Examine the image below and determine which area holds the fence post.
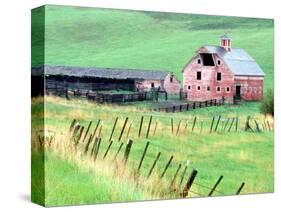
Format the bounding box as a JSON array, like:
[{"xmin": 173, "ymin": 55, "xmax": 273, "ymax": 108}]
[
  {"xmin": 126, "ymin": 123, "xmax": 132, "ymax": 138},
  {"xmin": 214, "ymin": 115, "xmax": 221, "ymax": 132},
  {"xmin": 176, "ymin": 120, "xmax": 182, "ymax": 136},
  {"xmin": 147, "ymin": 152, "xmax": 161, "ymax": 179},
  {"xmin": 138, "ymin": 116, "xmax": 144, "ymax": 137},
  {"xmin": 236, "ymin": 182, "xmax": 245, "ymax": 195},
  {"xmin": 192, "ymin": 116, "xmax": 197, "ymax": 132},
  {"xmin": 136, "ymin": 142, "xmax": 150, "ymax": 173},
  {"xmin": 254, "ymin": 120, "xmax": 261, "ymax": 132},
  {"xmin": 223, "ymin": 118, "xmax": 230, "ymax": 132},
  {"xmin": 235, "ymin": 116, "xmax": 239, "ymax": 132},
  {"xmin": 82, "ymin": 121, "xmax": 92, "ymax": 143},
  {"xmin": 93, "ymin": 138, "xmax": 102, "ymax": 161},
  {"xmin": 160, "ymin": 156, "xmax": 174, "ymax": 178},
  {"xmin": 228, "ymin": 117, "xmax": 235, "ymax": 132},
  {"xmin": 113, "ymin": 142, "xmax": 124, "ymax": 161},
  {"xmin": 84, "ymin": 134, "xmax": 93, "ymax": 154},
  {"xmin": 146, "ymin": 116, "xmax": 153, "ymax": 138},
  {"xmin": 171, "ymin": 118, "xmax": 174, "ymax": 135},
  {"xmin": 109, "ymin": 117, "xmax": 118, "ymax": 142},
  {"xmin": 69, "ymin": 119, "xmax": 77, "ymax": 133},
  {"xmin": 153, "ymin": 122, "xmax": 158, "ymax": 136},
  {"xmin": 208, "ymin": 175, "xmax": 223, "ymax": 196},
  {"xmin": 118, "ymin": 117, "xmax": 128, "ymax": 141},
  {"xmin": 182, "ymin": 169, "xmax": 198, "ymax": 198},
  {"xmin": 123, "ymin": 139, "xmax": 133, "ymax": 165},
  {"xmin": 179, "ymin": 160, "xmax": 190, "ymax": 188},
  {"xmin": 186, "ymin": 103, "xmax": 189, "ymax": 111},
  {"xmin": 103, "ymin": 140, "xmax": 113, "ymax": 159},
  {"xmin": 209, "ymin": 116, "xmax": 215, "ymax": 133},
  {"xmin": 92, "ymin": 119, "xmax": 101, "ymax": 139},
  {"xmin": 170, "ymin": 163, "xmax": 182, "ymax": 188}
]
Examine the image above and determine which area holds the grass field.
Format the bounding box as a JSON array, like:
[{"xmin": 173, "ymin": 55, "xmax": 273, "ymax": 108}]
[
  {"xmin": 31, "ymin": 5, "xmax": 274, "ymax": 207},
  {"xmin": 32, "ymin": 96, "xmax": 274, "ymax": 206}
]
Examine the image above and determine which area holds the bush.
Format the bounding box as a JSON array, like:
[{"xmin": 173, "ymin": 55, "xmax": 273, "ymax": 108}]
[{"xmin": 260, "ymin": 89, "xmax": 274, "ymax": 116}]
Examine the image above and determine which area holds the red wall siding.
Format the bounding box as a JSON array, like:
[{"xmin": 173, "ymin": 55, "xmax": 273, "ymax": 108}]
[
  {"xmin": 163, "ymin": 73, "xmax": 181, "ymax": 94},
  {"xmin": 183, "ymin": 47, "xmax": 234, "ymax": 103},
  {"xmin": 234, "ymin": 76, "xmax": 264, "ymax": 101}
]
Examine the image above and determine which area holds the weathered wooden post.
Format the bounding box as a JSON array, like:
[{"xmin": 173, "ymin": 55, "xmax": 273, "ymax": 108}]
[
  {"xmin": 192, "ymin": 116, "xmax": 197, "ymax": 132},
  {"xmin": 254, "ymin": 120, "xmax": 261, "ymax": 132},
  {"xmin": 153, "ymin": 122, "xmax": 158, "ymax": 136},
  {"xmin": 223, "ymin": 118, "xmax": 230, "ymax": 132},
  {"xmin": 245, "ymin": 116, "xmax": 253, "ymax": 132},
  {"xmin": 113, "ymin": 142, "xmax": 124, "ymax": 161},
  {"xmin": 92, "ymin": 119, "xmax": 101, "ymax": 138},
  {"xmin": 171, "ymin": 118, "xmax": 174, "ymax": 135},
  {"xmin": 182, "ymin": 169, "xmax": 198, "ymax": 198},
  {"xmin": 82, "ymin": 121, "xmax": 92, "ymax": 143},
  {"xmin": 209, "ymin": 116, "xmax": 215, "ymax": 133},
  {"xmin": 176, "ymin": 120, "xmax": 182, "ymax": 136},
  {"xmin": 93, "ymin": 138, "xmax": 102, "ymax": 161},
  {"xmin": 69, "ymin": 119, "xmax": 77, "ymax": 133},
  {"xmin": 136, "ymin": 142, "xmax": 150, "ymax": 173},
  {"xmin": 138, "ymin": 116, "xmax": 144, "ymax": 137},
  {"xmin": 126, "ymin": 123, "xmax": 132, "ymax": 138},
  {"xmin": 214, "ymin": 115, "xmax": 221, "ymax": 132},
  {"xmin": 228, "ymin": 117, "xmax": 235, "ymax": 132},
  {"xmin": 170, "ymin": 163, "xmax": 182, "ymax": 188},
  {"xmin": 208, "ymin": 175, "xmax": 223, "ymax": 196},
  {"xmin": 123, "ymin": 139, "xmax": 133, "ymax": 165},
  {"xmin": 84, "ymin": 134, "xmax": 93, "ymax": 154},
  {"xmin": 236, "ymin": 182, "xmax": 245, "ymax": 195},
  {"xmin": 160, "ymin": 156, "xmax": 173, "ymax": 178},
  {"xmin": 147, "ymin": 152, "xmax": 161, "ymax": 179},
  {"xmin": 109, "ymin": 117, "xmax": 118, "ymax": 142},
  {"xmin": 103, "ymin": 140, "xmax": 114, "ymax": 159},
  {"xmin": 179, "ymin": 160, "xmax": 190, "ymax": 188},
  {"xmin": 146, "ymin": 116, "xmax": 153, "ymax": 138},
  {"xmin": 118, "ymin": 117, "xmax": 128, "ymax": 141},
  {"xmin": 235, "ymin": 116, "xmax": 239, "ymax": 132}
]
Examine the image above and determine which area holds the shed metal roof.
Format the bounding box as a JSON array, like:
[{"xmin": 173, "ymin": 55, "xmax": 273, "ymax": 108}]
[
  {"xmin": 203, "ymin": 45, "xmax": 265, "ymax": 76},
  {"xmin": 32, "ymin": 65, "xmax": 170, "ymax": 80}
]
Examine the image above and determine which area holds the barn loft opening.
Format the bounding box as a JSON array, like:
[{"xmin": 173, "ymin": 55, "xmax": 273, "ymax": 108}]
[{"xmin": 200, "ymin": 53, "xmax": 215, "ymax": 66}]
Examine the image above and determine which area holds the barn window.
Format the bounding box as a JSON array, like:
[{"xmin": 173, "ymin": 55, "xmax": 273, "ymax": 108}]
[
  {"xmin": 197, "ymin": 86, "xmax": 201, "ymax": 90},
  {"xmin": 254, "ymin": 87, "xmax": 257, "ymax": 93},
  {"xmin": 170, "ymin": 76, "xmax": 173, "ymax": 83},
  {"xmin": 218, "ymin": 60, "xmax": 221, "ymax": 65},
  {"xmin": 207, "ymin": 86, "xmax": 210, "ymax": 91},
  {"xmin": 197, "ymin": 72, "xmax": 202, "ymax": 80},
  {"xmin": 197, "ymin": 59, "xmax": 201, "ymax": 64},
  {"xmin": 151, "ymin": 83, "xmax": 155, "ymax": 88},
  {"xmin": 200, "ymin": 53, "xmax": 215, "ymax": 66},
  {"xmin": 188, "ymin": 85, "xmax": 191, "ymax": 90},
  {"xmin": 216, "ymin": 86, "xmax": 221, "ymax": 92},
  {"xmin": 217, "ymin": 72, "xmax": 222, "ymax": 81},
  {"xmin": 226, "ymin": 87, "xmax": 230, "ymax": 92}
]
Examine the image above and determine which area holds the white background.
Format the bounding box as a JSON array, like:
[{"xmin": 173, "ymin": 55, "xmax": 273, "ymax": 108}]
[{"xmin": 0, "ymin": 0, "xmax": 279, "ymax": 211}]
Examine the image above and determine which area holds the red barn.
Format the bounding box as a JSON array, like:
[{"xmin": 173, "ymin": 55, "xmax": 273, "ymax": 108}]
[{"xmin": 183, "ymin": 35, "xmax": 265, "ymax": 103}]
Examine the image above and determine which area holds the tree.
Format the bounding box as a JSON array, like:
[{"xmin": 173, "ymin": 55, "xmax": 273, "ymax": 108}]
[{"xmin": 260, "ymin": 89, "xmax": 274, "ymax": 116}]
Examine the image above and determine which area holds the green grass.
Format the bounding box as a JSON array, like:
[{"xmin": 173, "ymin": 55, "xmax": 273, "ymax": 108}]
[
  {"xmin": 31, "ymin": 5, "xmax": 274, "ymax": 206},
  {"xmin": 31, "ymin": 96, "xmax": 274, "ymax": 206},
  {"xmin": 32, "ymin": 5, "xmax": 274, "ymax": 91}
]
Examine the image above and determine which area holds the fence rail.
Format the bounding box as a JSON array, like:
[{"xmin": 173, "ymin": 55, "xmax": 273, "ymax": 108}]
[{"xmin": 151, "ymin": 98, "xmax": 225, "ymax": 113}]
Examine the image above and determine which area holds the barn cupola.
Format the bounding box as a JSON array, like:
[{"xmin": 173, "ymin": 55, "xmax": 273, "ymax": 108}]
[{"xmin": 220, "ymin": 34, "xmax": 231, "ymax": 51}]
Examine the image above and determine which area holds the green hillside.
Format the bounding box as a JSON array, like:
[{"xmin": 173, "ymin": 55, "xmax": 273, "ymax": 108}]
[{"xmin": 31, "ymin": 5, "xmax": 274, "ymax": 90}]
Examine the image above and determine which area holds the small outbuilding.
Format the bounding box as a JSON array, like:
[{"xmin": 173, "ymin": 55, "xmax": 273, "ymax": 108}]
[
  {"xmin": 182, "ymin": 35, "xmax": 265, "ymax": 103},
  {"xmin": 31, "ymin": 65, "xmax": 181, "ymax": 96}
]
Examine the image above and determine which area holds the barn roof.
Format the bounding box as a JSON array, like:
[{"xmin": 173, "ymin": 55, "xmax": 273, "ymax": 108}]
[
  {"xmin": 32, "ymin": 65, "xmax": 170, "ymax": 80},
  {"xmin": 203, "ymin": 45, "xmax": 265, "ymax": 76}
]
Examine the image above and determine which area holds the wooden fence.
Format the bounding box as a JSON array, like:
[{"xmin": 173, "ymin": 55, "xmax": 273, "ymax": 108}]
[{"xmin": 151, "ymin": 98, "xmax": 225, "ymax": 113}]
